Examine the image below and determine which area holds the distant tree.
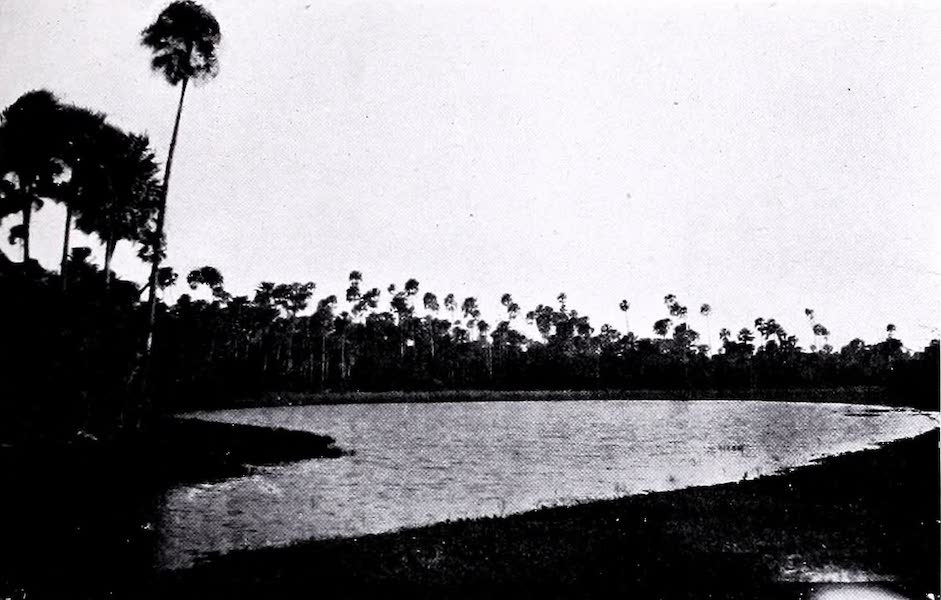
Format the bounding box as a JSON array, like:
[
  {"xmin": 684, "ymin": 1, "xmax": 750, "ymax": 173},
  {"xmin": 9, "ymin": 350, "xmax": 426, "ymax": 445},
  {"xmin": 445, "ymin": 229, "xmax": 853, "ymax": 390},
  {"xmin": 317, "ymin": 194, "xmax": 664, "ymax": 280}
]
[
  {"xmin": 354, "ymin": 287, "xmax": 380, "ymax": 318},
  {"xmin": 653, "ymin": 318, "xmax": 672, "ymax": 338},
  {"xmin": 186, "ymin": 265, "xmax": 227, "ymax": 301},
  {"xmin": 345, "ymin": 271, "xmax": 362, "ymax": 310},
  {"xmin": 142, "ymin": 0, "xmax": 222, "ymax": 354},
  {"xmin": 253, "ymin": 281, "xmax": 276, "ymax": 307},
  {"xmin": 462, "ymin": 297, "xmax": 481, "ymax": 331},
  {"xmin": 501, "ymin": 293, "xmax": 520, "ymax": 321},
  {"xmin": 272, "ymin": 282, "xmax": 315, "ymax": 374},
  {"xmin": 700, "ymin": 303, "xmax": 712, "ymax": 351},
  {"xmin": 619, "ymin": 299, "xmax": 630, "ymax": 333},
  {"xmin": 812, "ymin": 323, "xmax": 831, "ymax": 352},
  {"xmin": 886, "ymin": 323, "xmax": 896, "ymax": 339},
  {"xmin": 423, "ymin": 292, "xmax": 440, "ymax": 359},
  {"xmin": 672, "ymin": 322, "xmax": 700, "ymax": 354},
  {"xmin": 312, "ymin": 295, "xmax": 337, "ymax": 385},
  {"xmin": 805, "ymin": 308, "xmax": 817, "ymax": 349},
  {"xmin": 423, "ymin": 292, "xmax": 439, "ymax": 313},
  {"xmin": 664, "ymin": 294, "xmax": 687, "ymax": 320}
]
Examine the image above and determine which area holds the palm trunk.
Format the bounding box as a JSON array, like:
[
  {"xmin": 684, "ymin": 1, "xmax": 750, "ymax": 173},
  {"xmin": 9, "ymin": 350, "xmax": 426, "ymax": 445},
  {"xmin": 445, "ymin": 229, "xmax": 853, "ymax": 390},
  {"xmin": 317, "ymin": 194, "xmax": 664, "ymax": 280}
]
[
  {"xmin": 285, "ymin": 317, "xmax": 296, "ymax": 374},
  {"xmin": 320, "ymin": 336, "xmax": 328, "ymax": 387},
  {"xmin": 61, "ymin": 204, "xmax": 72, "ymax": 289},
  {"xmin": 21, "ymin": 203, "xmax": 31, "ymax": 263},
  {"xmin": 104, "ymin": 237, "xmax": 117, "ymax": 292},
  {"xmin": 340, "ymin": 336, "xmax": 347, "ymax": 382},
  {"xmin": 145, "ymin": 77, "xmax": 189, "ymax": 357}
]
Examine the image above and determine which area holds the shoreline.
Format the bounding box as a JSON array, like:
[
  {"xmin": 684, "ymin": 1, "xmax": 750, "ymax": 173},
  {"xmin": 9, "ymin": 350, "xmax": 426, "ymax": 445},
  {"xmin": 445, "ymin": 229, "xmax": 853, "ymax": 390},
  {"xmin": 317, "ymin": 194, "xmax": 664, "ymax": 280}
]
[
  {"xmin": 147, "ymin": 428, "xmax": 940, "ymax": 599},
  {"xmin": 219, "ymin": 385, "xmax": 907, "ymax": 410}
]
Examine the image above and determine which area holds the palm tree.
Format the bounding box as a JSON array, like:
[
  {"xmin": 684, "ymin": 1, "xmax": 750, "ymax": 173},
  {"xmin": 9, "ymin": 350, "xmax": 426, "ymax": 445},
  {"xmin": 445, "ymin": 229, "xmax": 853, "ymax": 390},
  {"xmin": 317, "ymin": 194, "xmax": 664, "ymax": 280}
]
[
  {"xmin": 50, "ymin": 104, "xmax": 108, "ymax": 288},
  {"xmin": 74, "ymin": 127, "xmax": 161, "ymax": 290},
  {"xmin": 0, "ymin": 90, "xmax": 65, "ymax": 263},
  {"xmin": 312, "ymin": 295, "xmax": 337, "ymax": 385},
  {"xmin": 805, "ymin": 308, "xmax": 817, "ymax": 349},
  {"xmin": 462, "ymin": 296, "xmax": 481, "ymax": 332},
  {"xmin": 346, "ymin": 271, "xmax": 362, "ymax": 314},
  {"xmin": 619, "ymin": 299, "xmax": 630, "ymax": 333},
  {"xmin": 719, "ymin": 327, "xmax": 731, "ymax": 351},
  {"xmin": 699, "ymin": 303, "xmax": 712, "ymax": 351},
  {"xmin": 501, "ymin": 293, "xmax": 520, "ymax": 321},
  {"xmin": 812, "ymin": 323, "xmax": 830, "ymax": 351},
  {"xmin": 141, "ymin": 0, "xmax": 221, "ymax": 352},
  {"xmin": 423, "ymin": 292, "xmax": 439, "ymax": 359},
  {"xmin": 186, "ymin": 265, "xmax": 227, "ymax": 301},
  {"xmin": 444, "ymin": 293, "xmax": 457, "ymax": 327}
]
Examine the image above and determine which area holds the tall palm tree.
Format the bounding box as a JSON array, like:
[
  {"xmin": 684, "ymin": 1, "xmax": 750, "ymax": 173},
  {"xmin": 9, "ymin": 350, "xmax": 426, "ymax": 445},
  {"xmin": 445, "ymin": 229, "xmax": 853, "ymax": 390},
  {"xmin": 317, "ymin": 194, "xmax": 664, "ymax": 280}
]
[
  {"xmin": 699, "ymin": 303, "xmax": 712, "ymax": 351},
  {"xmin": 619, "ymin": 299, "xmax": 630, "ymax": 333},
  {"xmin": 141, "ymin": 0, "xmax": 221, "ymax": 352}
]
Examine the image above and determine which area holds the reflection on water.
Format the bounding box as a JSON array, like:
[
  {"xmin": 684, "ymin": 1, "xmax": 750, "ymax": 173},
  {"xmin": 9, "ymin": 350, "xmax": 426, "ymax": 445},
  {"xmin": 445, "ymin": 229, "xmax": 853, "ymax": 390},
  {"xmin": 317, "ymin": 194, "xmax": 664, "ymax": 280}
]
[{"xmin": 157, "ymin": 400, "xmax": 938, "ymax": 570}]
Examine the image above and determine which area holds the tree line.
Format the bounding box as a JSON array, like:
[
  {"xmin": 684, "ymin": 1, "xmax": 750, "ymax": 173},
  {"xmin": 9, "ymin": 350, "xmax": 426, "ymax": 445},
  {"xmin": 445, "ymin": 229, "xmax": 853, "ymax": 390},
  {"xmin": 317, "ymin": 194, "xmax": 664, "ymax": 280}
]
[{"xmin": 2, "ymin": 250, "xmax": 937, "ymax": 439}]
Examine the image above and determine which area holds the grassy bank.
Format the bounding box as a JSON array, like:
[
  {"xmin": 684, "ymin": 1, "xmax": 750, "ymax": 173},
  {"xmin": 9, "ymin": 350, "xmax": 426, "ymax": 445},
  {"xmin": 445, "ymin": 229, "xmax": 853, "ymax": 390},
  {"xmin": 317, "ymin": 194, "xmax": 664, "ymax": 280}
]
[
  {"xmin": 225, "ymin": 385, "xmax": 902, "ymax": 409},
  {"xmin": 142, "ymin": 428, "xmax": 941, "ymax": 599}
]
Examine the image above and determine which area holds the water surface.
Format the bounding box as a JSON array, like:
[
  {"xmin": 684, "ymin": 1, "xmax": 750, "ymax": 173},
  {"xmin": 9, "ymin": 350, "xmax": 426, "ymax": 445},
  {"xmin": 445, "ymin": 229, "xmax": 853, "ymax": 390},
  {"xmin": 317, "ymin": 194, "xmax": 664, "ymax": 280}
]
[{"xmin": 158, "ymin": 400, "xmax": 937, "ymax": 569}]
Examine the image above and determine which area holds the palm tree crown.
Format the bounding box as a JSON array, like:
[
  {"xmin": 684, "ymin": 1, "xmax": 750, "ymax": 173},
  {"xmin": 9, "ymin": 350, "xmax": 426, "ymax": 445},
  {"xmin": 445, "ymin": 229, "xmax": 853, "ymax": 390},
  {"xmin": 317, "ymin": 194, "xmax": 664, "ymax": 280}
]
[{"xmin": 141, "ymin": 1, "xmax": 221, "ymax": 85}]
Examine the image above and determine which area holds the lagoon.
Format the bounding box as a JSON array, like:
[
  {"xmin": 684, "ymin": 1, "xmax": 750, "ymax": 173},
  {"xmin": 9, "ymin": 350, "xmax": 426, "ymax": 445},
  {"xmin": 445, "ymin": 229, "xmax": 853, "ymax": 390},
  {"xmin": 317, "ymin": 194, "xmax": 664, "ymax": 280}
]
[{"xmin": 158, "ymin": 400, "xmax": 938, "ymax": 570}]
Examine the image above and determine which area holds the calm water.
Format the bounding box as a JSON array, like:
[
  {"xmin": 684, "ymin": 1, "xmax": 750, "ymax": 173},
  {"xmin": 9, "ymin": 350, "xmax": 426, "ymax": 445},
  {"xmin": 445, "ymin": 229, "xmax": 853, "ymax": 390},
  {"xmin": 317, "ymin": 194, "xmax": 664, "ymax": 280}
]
[{"xmin": 158, "ymin": 400, "xmax": 938, "ymax": 570}]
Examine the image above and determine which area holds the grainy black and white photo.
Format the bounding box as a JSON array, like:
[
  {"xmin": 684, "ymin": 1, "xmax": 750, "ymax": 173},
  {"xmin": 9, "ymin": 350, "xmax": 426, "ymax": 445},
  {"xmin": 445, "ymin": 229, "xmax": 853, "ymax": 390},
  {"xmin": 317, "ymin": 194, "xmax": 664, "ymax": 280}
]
[{"xmin": 0, "ymin": 0, "xmax": 939, "ymax": 598}]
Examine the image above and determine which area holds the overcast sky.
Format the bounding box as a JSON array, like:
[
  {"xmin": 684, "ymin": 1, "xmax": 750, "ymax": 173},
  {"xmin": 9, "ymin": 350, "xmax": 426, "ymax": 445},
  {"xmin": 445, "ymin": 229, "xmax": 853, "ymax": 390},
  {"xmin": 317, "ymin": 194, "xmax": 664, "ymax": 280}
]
[{"xmin": 1, "ymin": 0, "xmax": 939, "ymax": 349}]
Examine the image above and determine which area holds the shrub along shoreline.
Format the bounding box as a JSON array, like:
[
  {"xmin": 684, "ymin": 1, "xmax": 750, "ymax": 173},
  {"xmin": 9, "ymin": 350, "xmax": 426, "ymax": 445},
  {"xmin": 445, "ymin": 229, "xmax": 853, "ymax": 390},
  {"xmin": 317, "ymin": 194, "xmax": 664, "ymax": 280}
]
[{"xmin": 143, "ymin": 428, "xmax": 940, "ymax": 599}]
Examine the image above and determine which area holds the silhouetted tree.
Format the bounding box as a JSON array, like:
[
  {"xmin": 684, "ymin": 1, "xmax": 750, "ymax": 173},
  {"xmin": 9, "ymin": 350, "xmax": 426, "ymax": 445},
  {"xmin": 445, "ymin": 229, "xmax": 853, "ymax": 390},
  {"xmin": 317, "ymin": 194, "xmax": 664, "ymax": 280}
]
[
  {"xmin": 0, "ymin": 90, "xmax": 65, "ymax": 263},
  {"xmin": 142, "ymin": 0, "xmax": 221, "ymax": 356}
]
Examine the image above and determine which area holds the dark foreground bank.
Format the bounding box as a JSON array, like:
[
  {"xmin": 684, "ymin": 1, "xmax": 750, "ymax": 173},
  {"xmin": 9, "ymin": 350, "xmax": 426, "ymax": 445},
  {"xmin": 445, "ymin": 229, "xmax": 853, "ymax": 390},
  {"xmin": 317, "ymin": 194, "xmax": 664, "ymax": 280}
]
[
  {"xmin": 0, "ymin": 418, "xmax": 346, "ymax": 598},
  {"xmin": 146, "ymin": 428, "xmax": 940, "ymax": 600}
]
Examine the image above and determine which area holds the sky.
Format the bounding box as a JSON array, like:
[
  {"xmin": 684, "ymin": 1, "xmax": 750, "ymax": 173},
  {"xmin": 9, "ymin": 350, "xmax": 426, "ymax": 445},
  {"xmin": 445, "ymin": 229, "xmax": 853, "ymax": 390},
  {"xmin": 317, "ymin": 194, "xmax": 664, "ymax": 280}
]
[{"xmin": 1, "ymin": 0, "xmax": 939, "ymax": 349}]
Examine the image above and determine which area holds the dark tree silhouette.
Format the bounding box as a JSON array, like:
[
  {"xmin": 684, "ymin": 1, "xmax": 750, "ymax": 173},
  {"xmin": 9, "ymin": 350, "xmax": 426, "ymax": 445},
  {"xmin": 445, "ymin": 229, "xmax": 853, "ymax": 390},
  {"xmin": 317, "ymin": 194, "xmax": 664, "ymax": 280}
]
[
  {"xmin": 73, "ymin": 127, "xmax": 161, "ymax": 290},
  {"xmin": 0, "ymin": 90, "xmax": 65, "ymax": 263},
  {"xmin": 141, "ymin": 0, "xmax": 221, "ymax": 355}
]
